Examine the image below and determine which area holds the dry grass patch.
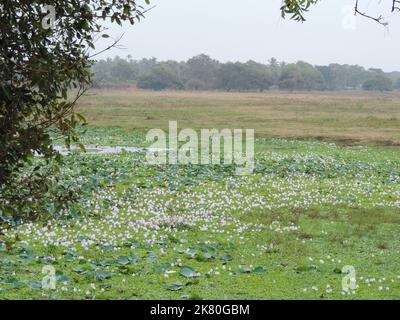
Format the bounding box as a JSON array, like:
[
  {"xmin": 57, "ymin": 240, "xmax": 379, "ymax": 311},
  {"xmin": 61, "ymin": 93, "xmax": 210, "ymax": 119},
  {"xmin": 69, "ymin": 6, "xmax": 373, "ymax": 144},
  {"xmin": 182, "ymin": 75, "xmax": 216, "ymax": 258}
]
[{"xmin": 77, "ymin": 89, "xmax": 400, "ymax": 144}]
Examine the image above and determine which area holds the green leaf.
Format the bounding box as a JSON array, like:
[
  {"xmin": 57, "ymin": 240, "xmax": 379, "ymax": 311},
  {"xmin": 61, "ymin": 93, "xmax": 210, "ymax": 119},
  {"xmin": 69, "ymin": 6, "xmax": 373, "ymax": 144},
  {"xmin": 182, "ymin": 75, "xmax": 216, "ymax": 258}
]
[
  {"xmin": 23, "ymin": 280, "xmax": 42, "ymax": 290},
  {"xmin": 219, "ymin": 254, "xmax": 233, "ymax": 261},
  {"xmin": 153, "ymin": 264, "xmax": 171, "ymax": 273},
  {"xmin": 196, "ymin": 252, "xmax": 214, "ymax": 262},
  {"xmin": 238, "ymin": 267, "xmax": 252, "ymax": 273},
  {"xmin": 333, "ymin": 267, "xmax": 343, "ymax": 274},
  {"xmin": 129, "ymin": 253, "xmax": 140, "ymax": 263},
  {"xmin": 254, "ymin": 267, "xmax": 267, "ymax": 275},
  {"xmin": 56, "ymin": 271, "xmax": 71, "ymax": 283},
  {"xmin": 98, "ymin": 258, "xmax": 115, "ymax": 267},
  {"xmin": 146, "ymin": 252, "xmax": 157, "ymax": 263},
  {"xmin": 63, "ymin": 251, "xmax": 77, "ymax": 262},
  {"xmin": 116, "ymin": 256, "xmax": 131, "ymax": 266},
  {"xmin": 3, "ymin": 277, "xmax": 20, "ymax": 289},
  {"xmin": 165, "ymin": 281, "xmax": 183, "ymax": 291},
  {"xmin": 95, "ymin": 270, "xmax": 113, "ymax": 281},
  {"xmin": 295, "ymin": 264, "xmax": 318, "ymax": 273},
  {"xmin": 180, "ymin": 266, "xmax": 199, "ymax": 278}
]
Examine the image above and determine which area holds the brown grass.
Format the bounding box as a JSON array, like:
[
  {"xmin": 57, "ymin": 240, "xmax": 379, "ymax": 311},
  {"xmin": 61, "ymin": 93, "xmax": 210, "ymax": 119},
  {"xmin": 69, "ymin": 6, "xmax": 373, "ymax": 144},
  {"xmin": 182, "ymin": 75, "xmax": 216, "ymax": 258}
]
[{"xmin": 77, "ymin": 89, "xmax": 400, "ymax": 144}]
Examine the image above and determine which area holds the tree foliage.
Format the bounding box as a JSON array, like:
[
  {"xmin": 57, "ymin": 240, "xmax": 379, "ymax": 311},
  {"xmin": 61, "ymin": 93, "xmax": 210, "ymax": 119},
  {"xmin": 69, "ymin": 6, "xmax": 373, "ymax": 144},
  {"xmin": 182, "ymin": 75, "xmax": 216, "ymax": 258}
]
[
  {"xmin": 280, "ymin": 0, "xmax": 400, "ymax": 25},
  {"xmin": 362, "ymin": 75, "xmax": 393, "ymax": 92},
  {"xmin": 280, "ymin": 0, "xmax": 319, "ymax": 22},
  {"xmin": 138, "ymin": 63, "xmax": 184, "ymax": 91},
  {"xmin": 92, "ymin": 55, "xmax": 397, "ymax": 92},
  {"xmin": 185, "ymin": 54, "xmax": 220, "ymax": 90},
  {"xmin": 279, "ymin": 61, "xmax": 324, "ymax": 91},
  {"xmin": 395, "ymin": 78, "xmax": 400, "ymax": 90},
  {"xmin": 0, "ymin": 0, "xmax": 149, "ymax": 221}
]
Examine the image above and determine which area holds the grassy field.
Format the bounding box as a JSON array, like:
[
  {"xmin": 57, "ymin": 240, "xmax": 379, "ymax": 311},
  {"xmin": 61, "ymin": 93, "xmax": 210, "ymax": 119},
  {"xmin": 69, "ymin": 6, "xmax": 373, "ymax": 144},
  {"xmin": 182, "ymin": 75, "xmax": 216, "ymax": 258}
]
[
  {"xmin": 1, "ymin": 90, "xmax": 400, "ymax": 300},
  {"xmin": 78, "ymin": 89, "xmax": 400, "ymax": 145}
]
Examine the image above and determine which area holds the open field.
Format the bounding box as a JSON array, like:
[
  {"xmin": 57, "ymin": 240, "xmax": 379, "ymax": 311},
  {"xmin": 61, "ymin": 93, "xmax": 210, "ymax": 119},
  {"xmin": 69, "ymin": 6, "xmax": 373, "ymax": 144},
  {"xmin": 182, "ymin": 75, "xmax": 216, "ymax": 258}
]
[
  {"xmin": 78, "ymin": 89, "xmax": 400, "ymax": 144},
  {"xmin": 1, "ymin": 90, "xmax": 400, "ymax": 300}
]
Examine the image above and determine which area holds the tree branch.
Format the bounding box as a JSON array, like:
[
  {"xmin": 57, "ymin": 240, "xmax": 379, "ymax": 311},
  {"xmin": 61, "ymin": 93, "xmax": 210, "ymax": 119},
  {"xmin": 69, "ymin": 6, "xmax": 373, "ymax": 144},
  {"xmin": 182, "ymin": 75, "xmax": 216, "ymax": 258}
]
[
  {"xmin": 393, "ymin": 0, "xmax": 400, "ymax": 12},
  {"xmin": 354, "ymin": 0, "xmax": 389, "ymax": 26}
]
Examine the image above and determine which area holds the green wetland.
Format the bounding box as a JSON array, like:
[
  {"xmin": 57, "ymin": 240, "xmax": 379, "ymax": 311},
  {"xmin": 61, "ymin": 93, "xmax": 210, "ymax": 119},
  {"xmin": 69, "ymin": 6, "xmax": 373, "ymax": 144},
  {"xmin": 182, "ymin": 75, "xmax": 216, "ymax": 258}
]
[{"xmin": 1, "ymin": 127, "xmax": 400, "ymax": 299}]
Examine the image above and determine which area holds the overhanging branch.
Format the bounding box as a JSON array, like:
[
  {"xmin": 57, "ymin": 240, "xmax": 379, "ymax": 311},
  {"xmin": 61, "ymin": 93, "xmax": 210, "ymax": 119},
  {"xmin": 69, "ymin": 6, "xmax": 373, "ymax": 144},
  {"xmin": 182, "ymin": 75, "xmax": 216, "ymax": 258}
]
[
  {"xmin": 355, "ymin": 0, "xmax": 388, "ymax": 26},
  {"xmin": 393, "ymin": 0, "xmax": 400, "ymax": 11},
  {"xmin": 354, "ymin": 0, "xmax": 400, "ymax": 26}
]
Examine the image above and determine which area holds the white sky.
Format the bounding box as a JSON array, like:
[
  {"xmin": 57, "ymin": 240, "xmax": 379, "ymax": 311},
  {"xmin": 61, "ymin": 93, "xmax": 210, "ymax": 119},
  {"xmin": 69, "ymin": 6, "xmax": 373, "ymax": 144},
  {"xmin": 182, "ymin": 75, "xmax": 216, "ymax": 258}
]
[{"xmin": 96, "ymin": 0, "xmax": 400, "ymax": 72}]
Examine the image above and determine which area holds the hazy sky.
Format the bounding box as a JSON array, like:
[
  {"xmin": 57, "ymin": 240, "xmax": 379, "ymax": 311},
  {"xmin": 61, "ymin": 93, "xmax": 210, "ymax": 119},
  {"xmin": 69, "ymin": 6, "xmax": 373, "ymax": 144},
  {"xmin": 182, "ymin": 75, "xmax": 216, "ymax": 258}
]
[{"xmin": 97, "ymin": 0, "xmax": 400, "ymax": 72}]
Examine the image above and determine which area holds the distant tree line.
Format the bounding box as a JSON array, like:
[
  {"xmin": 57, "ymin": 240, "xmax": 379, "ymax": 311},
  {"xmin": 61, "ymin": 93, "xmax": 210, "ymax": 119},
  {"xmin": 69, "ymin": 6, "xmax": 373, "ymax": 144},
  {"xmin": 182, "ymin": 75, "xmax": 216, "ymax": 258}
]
[{"xmin": 92, "ymin": 55, "xmax": 400, "ymax": 92}]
